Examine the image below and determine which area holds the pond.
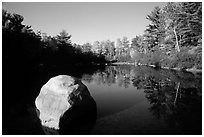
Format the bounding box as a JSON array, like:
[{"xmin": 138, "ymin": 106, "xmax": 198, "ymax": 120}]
[{"xmin": 3, "ymin": 65, "xmax": 202, "ymax": 135}]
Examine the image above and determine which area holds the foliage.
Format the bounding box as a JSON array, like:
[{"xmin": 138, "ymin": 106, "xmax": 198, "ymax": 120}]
[
  {"xmin": 130, "ymin": 2, "xmax": 202, "ymax": 70},
  {"xmin": 2, "ymin": 9, "xmax": 107, "ymax": 68},
  {"xmin": 180, "ymin": 2, "xmax": 202, "ymax": 47},
  {"xmin": 2, "ymin": 2, "xmax": 202, "ymax": 70},
  {"xmin": 145, "ymin": 6, "xmax": 163, "ymax": 50},
  {"xmin": 55, "ymin": 30, "xmax": 72, "ymax": 46}
]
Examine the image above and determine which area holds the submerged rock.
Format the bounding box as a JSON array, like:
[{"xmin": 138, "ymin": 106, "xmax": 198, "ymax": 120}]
[{"xmin": 35, "ymin": 75, "xmax": 94, "ymax": 131}]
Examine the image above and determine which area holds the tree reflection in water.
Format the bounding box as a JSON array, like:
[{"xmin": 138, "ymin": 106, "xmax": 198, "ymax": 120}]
[
  {"xmin": 132, "ymin": 67, "xmax": 201, "ymax": 134},
  {"xmin": 82, "ymin": 65, "xmax": 202, "ymax": 134}
]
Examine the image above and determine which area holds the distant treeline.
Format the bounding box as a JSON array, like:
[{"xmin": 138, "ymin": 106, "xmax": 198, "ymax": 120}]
[
  {"xmin": 3, "ymin": 10, "xmax": 108, "ymax": 68},
  {"xmin": 78, "ymin": 2, "xmax": 202, "ymax": 70},
  {"xmin": 3, "ymin": 2, "xmax": 202, "ymax": 70}
]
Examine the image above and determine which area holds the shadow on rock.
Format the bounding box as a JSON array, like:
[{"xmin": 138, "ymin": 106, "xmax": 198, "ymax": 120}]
[
  {"xmin": 40, "ymin": 90, "xmax": 97, "ymax": 135},
  {"xmin": 35, "ymin": 75, "xmax": 97, "ymax": 135},
  {"xmin": 59, "ymin": 94, "xmax": 97, "ymax": 134}
]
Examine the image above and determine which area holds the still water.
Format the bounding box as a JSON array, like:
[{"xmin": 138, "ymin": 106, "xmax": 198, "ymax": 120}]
[
  {"xmin": 3, "ymin": 65, "xmax": 202, "ymax": 135},
  {"xmin": 82, "ymin": 65, "xmax": 202, "ymax": 135}
]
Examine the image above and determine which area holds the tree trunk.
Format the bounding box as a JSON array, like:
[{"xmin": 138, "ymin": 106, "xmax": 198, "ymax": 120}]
[
  {"xmin": 144, "ymin": 47, "xmax": 147, "ymax": 54},
  {"xmin": 173, "ymin": 27, "xmax": 180, "ymax": 52},
  {"xmin": 174, "ymin": 82, "xmax": 180, "ymax": 106}
]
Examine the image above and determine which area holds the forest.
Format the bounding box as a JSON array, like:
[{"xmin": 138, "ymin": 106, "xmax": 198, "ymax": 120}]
[
  {"xmin": 2, "ymin": 2, "xmax": 202, "ymax": 135},
  {"xmin": 3, "ymin": 2, "xmax": 202, "ymax": 71}
]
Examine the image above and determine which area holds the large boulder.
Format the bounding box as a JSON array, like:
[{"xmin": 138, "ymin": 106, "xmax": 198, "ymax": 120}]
[{"xmin": 35, "ymin": 75, "xmax": 95, "ymax": 132}]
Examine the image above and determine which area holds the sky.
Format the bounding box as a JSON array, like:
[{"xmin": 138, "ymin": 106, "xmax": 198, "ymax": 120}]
[{"xmin": 3, "ymin": 2, "xmax": 166, "ymax": 44}]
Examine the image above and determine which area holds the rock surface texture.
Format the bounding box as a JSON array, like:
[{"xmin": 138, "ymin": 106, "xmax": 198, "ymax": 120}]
[{"xmin": 35, "ymin": 75, "xmax": 91, "ymax": 130}]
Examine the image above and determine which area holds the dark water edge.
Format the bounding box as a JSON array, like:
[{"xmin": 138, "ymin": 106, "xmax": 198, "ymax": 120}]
[
  {"xmin": 2, "ymin": 63, "xmax": 202, "ymax": 135},
  {"xmin": 82, "ymin": 65, "xmax": 202, "ymax": 135},
  {"xmin": 2, "ymin": 63, "xmax": 104, "ymax": 135}
]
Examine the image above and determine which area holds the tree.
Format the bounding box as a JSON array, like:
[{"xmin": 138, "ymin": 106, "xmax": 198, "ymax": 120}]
[
  {"xmin": 109, "ymin": 41, "xmax": 116, "ymax": 60},
  {"xmin": 130, "ymin": 35, "xmax": 148, "ymax": 61},
  {"xmin": 163, "ymin": 2, "xmax": 184, "ymax": 52},
  {"xmin": 131, "ymin": 36, "xmax": 139, "ymax": 48},
  {"xmin": 115, "ymin": 38, "xmax": 123, "ymax": 57},
  {"xmin": 81, "ymin": 42, "xmax": 92, "ymax": 53},
  {"xmin": 10, "ymin": 14, "xmax": 25, "ymax": 32},
  {"xmin": 92, "ymin": 41, "xmax": 102, "ymax": 54},
  {"xmin": 2, "ymin": 9, "xmax": 25, "ymax": 32},
  {"xmin": 180, "ymin": 2, "xmax": 202, "ymax": 47},
  {"xmin": 131, "ymin": 36, "xmax": 142, "ymax": 52},
  {"xmin": 145, "ymin": 6, "xmax": 164, "ymax": 52},
  {"xmin": 21, "ymin": 25, "xmax": 33, "ymax": 34},
  {"xmin": 55, "ymin": 30, "xmax": 72, "ymax": 46},
  {"xmin": 121, "ymin": 36, "xmax": 130, "ymax": 55},
  {"xmin": 103, "ymin": 40, "xmax": 115, "ymax": 60},
  {"xmin": 2, "ymin": 9, "xmax": 11, "ymax": 28},
  {"xmin": 162, "ymin": 2, "xmax": 202, "ymax": 51}
]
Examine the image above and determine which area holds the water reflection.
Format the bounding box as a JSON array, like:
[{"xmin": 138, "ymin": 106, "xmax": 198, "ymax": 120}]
[
  {"xmin": 82, "ymin": 65, "xmax": 202, "ymax": 134},
  {"xmin": 3, "ymin": 64, "xmax": 201, "ymax": 134},
  {"xmin": 82, "ymin": 65, "xmax": 134, "ymax": 88},
  {"xmin": 82, "ymin": 65, "xmax": 201, "ymax": 89}
]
